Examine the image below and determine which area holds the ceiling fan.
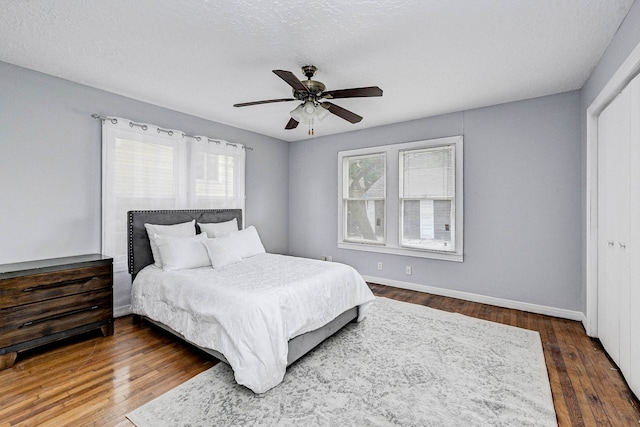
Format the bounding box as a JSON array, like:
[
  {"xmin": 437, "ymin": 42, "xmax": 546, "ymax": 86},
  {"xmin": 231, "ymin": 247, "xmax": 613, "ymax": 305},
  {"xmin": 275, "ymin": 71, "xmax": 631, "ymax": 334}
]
[{"xmin": 233, "ymin": 65, "xmax": 383, "ymax": 135}]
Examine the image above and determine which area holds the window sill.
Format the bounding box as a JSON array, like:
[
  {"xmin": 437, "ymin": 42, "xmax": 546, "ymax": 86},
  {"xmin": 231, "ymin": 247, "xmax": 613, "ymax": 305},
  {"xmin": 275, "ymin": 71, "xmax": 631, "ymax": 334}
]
[{"xmin": 337, "ymin": 242, "xmax": 463, "ymax": 262}]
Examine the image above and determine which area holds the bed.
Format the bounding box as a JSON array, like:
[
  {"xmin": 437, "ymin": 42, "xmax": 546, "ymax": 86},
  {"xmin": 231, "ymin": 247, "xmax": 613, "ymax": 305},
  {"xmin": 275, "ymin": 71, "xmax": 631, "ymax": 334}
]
[{"xmin": 127, "ymin": 209, "xmax": 375, "ymax": 393}]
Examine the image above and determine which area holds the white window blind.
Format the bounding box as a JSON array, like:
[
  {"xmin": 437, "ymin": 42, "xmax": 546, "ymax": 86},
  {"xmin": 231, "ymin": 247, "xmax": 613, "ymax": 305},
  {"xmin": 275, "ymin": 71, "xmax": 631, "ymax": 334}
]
[
  {"xmin": 400, "ymin": 145, "xmax": 456, "ymax": 251},
  {"xmin": 115, "ymin": 138, "xmax": 178, "ymax": 198},
  {"xmin": 101, "ymin": 118, "xmax": 245, "ymax": 272}
]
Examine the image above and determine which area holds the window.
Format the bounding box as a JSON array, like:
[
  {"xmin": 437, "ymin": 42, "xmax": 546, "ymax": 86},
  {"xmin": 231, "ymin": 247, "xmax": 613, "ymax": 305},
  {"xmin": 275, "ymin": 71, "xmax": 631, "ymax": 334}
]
[
  {"xmin": 342, "ymin": 153, "xmax": 386, "ymax": 244},
  {"xmin": 400, "ymin": 145, "xmax": 455, "ymax": 252},
  {"xmin": 101, "ymin": 118, "xmax": 245, "ymax": 272},
  {"xmin": 338, "ymin": 136, "xmax": 463, "ymax": 262}
]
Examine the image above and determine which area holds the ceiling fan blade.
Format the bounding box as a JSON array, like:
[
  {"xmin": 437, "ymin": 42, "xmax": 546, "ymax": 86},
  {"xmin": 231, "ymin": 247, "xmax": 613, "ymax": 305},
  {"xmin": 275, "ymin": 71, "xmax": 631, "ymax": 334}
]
[
  {"xmin": 322, "ymin": 102, "xmax": 363, "ymax": 124},
  {"xmin": 273, "ymin": 70, "xmax": 309, "ymax": 93},
  {"xmin": 322, "ymin": 86, "xmax": 383, "ymax": 99},
  {"xmin": 285, "ymin": 118, "xmax": 299, "ymax": 129},
  {"xmin": 233, "ymin": 98, "xmax": 296, "ymax": 107}
]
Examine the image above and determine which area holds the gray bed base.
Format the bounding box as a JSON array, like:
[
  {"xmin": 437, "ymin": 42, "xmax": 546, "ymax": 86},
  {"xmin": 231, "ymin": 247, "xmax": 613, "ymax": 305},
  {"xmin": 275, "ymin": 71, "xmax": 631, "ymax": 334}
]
[{"xmin": 127, "ymin": 209, "xmax": 358, "ymax": 367}]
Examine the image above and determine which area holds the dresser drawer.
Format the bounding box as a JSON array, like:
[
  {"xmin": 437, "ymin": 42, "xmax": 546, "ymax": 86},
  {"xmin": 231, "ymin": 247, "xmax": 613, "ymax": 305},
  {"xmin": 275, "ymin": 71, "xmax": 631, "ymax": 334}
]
[
  {"xmin": 0, "ymin": 265, "xmax": 111, "ymax": 308},
  {"xmin": 0, "ymin": 289, "xmax": 112, "ymax": 348}
]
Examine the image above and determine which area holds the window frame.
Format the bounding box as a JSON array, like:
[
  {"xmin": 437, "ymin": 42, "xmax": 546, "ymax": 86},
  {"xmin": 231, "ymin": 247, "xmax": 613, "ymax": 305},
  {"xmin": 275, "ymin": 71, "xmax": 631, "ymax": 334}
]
[{"xmin": 337, "ymin": 136, "xmax": 463, "ymax": 262}]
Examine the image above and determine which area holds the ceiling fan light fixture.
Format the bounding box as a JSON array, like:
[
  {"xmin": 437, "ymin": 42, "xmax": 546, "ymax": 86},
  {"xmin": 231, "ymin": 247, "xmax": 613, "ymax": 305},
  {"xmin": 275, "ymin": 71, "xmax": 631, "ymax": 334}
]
[
  {"xmin": 316, "ymin": 103, "xmax": 330, "ymax": 121},
  {"xmin": 289, "ymin": 103, "xmax": 305, "ymax": 122},
  {"xmin": 290, "ymin": 100, "xmax": 322, "ymax": 124},
  {"xmin": 304, "ymin": 101, "xmax": 316, "ymax": 115}
]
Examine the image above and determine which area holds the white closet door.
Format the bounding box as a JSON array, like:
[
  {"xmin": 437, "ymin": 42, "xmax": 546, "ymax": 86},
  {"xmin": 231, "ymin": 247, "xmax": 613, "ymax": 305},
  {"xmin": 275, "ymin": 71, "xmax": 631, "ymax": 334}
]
[
  {"xmin": 617, "ymin": 86, "xmax": 631, "ymax": 379},
  {"xmin": 597, "ymin": 96, "xmax": 617, "ymax": 363},
  {"xmin": 597, "ymin": 85, "xmax": 630, "ymax": 367},
  {"xmin": 628, "ymin": 74, "xmax": 640, "ymax": 398}
]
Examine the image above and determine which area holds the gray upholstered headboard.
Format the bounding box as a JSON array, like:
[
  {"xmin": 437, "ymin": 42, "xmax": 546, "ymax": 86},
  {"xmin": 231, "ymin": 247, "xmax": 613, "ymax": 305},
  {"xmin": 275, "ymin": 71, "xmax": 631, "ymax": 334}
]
[{"xmin": 127, "ymin": 209, "xmax": 243, "ymax": 277}]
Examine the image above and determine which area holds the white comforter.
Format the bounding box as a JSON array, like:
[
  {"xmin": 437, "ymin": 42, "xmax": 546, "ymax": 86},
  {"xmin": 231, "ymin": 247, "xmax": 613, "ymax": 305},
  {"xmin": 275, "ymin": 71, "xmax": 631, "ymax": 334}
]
[{"xmin": 130, "ymin": 253, "xmax": 375, "ymax": 393}]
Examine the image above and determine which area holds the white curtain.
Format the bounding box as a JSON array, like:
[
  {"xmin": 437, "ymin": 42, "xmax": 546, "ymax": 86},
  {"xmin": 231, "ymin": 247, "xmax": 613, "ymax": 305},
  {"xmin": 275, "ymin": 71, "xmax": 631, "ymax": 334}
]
[
  {"xmin": 101, "ymin": 117, "xmax": 246, "ymax": 273},
  {"xmin": 189, "ymin": 137, "xmax": 245, "ymax": 209}
]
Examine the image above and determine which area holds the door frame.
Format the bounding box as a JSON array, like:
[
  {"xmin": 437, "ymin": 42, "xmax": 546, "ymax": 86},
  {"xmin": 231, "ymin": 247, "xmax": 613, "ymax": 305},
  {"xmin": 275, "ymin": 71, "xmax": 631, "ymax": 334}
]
[{"xmin": 585, "ymin": 42, "xmax": 640, "ymax": 337}]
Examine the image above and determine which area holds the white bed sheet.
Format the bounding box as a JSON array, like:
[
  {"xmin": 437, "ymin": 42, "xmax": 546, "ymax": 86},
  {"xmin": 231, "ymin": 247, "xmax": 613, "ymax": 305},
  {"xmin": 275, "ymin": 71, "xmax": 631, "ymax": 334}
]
[{"xmin": 130, "ymin": 253, "xmax": 375, "ymax": 393}]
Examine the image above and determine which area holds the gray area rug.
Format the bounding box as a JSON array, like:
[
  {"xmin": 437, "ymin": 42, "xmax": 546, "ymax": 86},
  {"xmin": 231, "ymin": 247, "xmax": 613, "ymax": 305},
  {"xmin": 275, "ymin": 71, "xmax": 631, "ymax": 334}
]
[{"xmin": 127, "ymin": 297, "xmax": 557, "ymax": 426}]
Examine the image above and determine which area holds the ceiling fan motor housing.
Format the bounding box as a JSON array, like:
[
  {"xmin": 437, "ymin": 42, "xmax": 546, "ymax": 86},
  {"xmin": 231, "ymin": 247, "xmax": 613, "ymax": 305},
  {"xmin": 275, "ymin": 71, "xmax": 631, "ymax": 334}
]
[{"xmin": 294, "ymin": 80, "xmax": 326, "ymax": 100}]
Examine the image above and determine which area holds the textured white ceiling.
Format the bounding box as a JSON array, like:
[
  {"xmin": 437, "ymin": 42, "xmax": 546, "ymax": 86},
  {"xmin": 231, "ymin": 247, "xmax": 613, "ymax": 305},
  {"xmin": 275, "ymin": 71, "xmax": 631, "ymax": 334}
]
[{"xmin": 0, "ymin": 0, "xmax": 634, "ymax": 142}]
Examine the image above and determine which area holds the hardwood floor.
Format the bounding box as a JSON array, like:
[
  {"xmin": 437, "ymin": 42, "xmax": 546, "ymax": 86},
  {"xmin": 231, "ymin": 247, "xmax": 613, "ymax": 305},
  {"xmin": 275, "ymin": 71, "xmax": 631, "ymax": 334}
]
[{"xmin": 1, "ymin": 284, "xmax": 638, "ymax": 426}]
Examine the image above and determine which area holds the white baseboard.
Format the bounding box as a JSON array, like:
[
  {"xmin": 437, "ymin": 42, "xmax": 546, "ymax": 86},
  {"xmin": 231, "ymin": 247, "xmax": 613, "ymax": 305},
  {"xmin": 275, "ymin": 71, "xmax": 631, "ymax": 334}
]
[
  {"xmin": 362, "ymin": 275, "xmax": 585, "ymax": 322},
  {"xmin": 114, "ymin": 304, "xmax": 132, "ymax": 318}
]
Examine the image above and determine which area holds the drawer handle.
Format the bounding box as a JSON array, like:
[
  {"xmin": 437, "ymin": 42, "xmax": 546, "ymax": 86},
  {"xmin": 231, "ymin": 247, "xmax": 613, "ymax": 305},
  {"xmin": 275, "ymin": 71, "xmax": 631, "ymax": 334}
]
[
  {"xmin": 22, "ymin": 277, "xmax": 100, "ymax": 292},
  {"xmin": 20, "ymin": 305, "xmax": 100, "ymax": 328}
]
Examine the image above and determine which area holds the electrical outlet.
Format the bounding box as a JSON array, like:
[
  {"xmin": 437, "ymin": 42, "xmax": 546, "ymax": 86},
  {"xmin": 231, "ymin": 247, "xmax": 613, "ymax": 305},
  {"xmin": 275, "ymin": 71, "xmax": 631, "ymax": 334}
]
[
  {"xmin": 377, "ymin": 262, "xmax": 383, "ymax": 270},
  {"xmin": 405, "ymin": 266, "xmax": 412, "ymax": 275}
]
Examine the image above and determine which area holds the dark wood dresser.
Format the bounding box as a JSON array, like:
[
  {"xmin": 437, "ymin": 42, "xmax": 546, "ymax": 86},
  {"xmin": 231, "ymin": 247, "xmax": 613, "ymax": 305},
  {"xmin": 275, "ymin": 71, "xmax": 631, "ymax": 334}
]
[{"xmin": 0, "ymin": 254, "xmax": 113, "ymax": 369}]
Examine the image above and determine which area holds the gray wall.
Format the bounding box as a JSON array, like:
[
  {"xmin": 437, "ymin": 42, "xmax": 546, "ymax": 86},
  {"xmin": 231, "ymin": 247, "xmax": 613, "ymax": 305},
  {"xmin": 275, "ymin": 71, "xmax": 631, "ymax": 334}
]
[
  {"xmin": 580, "ymin": 0, "xmax": 640, "ymax": 312},
  {"xmin": 289, "ymin": 91, "xmax": 582, "ymax": 311},
  {"xmin": 0, "ymin": 61, "xmax": 290, "ymax": 311},
  {"xmin": 3, "ymin": 0, "xmax": 639, "ymax": 317}
]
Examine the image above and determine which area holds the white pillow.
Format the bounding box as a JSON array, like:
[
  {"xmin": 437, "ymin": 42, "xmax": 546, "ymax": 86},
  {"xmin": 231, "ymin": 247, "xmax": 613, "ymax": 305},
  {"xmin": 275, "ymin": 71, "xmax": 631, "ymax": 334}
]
[
  {"xmin": 198, "ymin": 218, "xmax": 239, "ymax": 238},
  {"xmin": 145, "ymin": 220, "xmax": 196, "ymax": 268},
  {"xmin": 155, "ymin": 233, "xmax": 209, "ymax": 271},
  {"xmin": 202, "ymin": 238, "xmax": 243, "ymax": 270},
  {"xmin": 214, "ymin": 226, "xmax": 266, "ymax": 259}
]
